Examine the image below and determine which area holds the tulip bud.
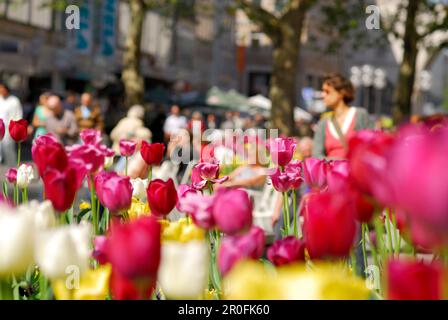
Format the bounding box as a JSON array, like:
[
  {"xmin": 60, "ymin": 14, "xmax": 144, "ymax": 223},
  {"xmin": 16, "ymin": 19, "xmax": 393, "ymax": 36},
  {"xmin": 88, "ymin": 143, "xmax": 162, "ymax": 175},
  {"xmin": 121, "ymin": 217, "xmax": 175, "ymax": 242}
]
[
  {"xmin": 9, "ymin": 119, "xmax": 28, "ymax": 142},
  {"xmin": 130, "ymin": 178, "xmax": 149, "ymax": 200}
]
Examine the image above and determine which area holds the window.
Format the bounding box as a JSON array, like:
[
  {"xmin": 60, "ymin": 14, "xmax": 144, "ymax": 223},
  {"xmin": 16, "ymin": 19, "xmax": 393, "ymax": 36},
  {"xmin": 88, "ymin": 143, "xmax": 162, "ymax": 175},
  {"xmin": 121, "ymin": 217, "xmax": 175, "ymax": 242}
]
[{"xmin": 250, "ymin": 31, "xmax": 263, "ymax": 48}]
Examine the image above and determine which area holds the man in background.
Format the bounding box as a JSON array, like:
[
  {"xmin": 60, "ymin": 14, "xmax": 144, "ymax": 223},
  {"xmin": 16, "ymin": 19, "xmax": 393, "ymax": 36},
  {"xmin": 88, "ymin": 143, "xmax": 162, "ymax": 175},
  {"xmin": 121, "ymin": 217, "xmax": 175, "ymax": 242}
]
[
  {"xmin": 74, "ymin": 92, "xmax": 104, "ymax": 132},
  {"xmin": 163, "ymin": 105, "xmax": 187, "ymax": 142},
  {"xmin": 46, "ymin": 95, "xmax": 79, "ymax": 145}
]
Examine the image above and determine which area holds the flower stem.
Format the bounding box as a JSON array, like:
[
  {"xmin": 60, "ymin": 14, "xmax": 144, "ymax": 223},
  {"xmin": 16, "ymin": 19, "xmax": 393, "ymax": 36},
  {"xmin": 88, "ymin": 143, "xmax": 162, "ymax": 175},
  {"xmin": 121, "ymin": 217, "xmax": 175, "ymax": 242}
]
[
  {"xmin": 125, "ymin": 156, "xmax": 128, "ymax": 176},
  {"xmin": 17, "ymin": 142, "xmax": 21, "ymax": 167},
  {"xmin": 148, "ymin": 165, "xmax": 152, "ymax": 181},
  {"xmin": 282, "ymin": 191, "xmax": 291, "ymax": 236},
  {"xmin": 292, "ymin": 190, "xmax": 298, "ymax": 238},
  {"xmin": 384, "ymin": 210, "xmax": 393, "ymax": 256},
  {"xmin": 361, "ymin": 223, "xmax": 368, "ymax": 275},
  {"xmin": 21, "ymin": 188, "xmax": 28, "ymax": 204},
  {"xmin": 391, "ymin": 210, "xmax": 400, "ymax": 257},
  {"xmin": 39, "ymin": 271, "xmax": 47, "ymax": 300},
  {"xmin": 90, "ymin": 176, "xmax": 99, "ymax": 235}
]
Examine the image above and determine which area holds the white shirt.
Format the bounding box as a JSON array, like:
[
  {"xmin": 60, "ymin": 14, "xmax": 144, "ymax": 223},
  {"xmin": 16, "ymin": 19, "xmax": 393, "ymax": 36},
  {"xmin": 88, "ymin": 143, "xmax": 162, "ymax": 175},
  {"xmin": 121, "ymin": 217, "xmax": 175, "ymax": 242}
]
[
  {"xmin": 163, "ymin": 114, "xmax": 187, "ymax": 135},
  {"xmin": 0, "ymin": 94, "xmax": 23, "ymax": 141}
]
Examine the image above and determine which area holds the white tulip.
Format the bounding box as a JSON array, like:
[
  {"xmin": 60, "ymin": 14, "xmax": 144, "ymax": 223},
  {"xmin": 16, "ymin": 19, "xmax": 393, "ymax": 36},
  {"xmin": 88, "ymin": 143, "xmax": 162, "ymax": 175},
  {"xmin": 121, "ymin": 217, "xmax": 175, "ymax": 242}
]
[
  {"xmin": 0, "ymin": 204, "xmax": 35, "ymax": 276},
  {"xmin": 19, "ymin": 200, "xmax": 56, "ymax": 230},
  {"xmin": 34, "ymin": 223, "xmax": 92, "ymax": 280},
  {"xmin": 16, "ymin": 164, "xmax": 34, "ymax": 188},
  {"xmin": 158, "ymin": 240, "xmax": 209, "ymax": 299},
  {"xmin": 130, "ymin": 178, "xmax": 148, "ymax": 200}
]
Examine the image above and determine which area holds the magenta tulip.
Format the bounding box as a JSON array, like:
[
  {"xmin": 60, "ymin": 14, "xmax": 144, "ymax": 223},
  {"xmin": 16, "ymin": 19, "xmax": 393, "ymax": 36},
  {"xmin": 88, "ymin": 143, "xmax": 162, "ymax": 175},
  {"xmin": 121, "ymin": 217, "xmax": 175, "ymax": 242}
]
[
  {"xmin": 119, "ymin": 139, "xmax": 137, "ymax": 157},
  {"xmin": 217, "ymin": 226, "xmax": 265, "ymax": 275},
  {"xmin": 267, "ymin": 236, "xmax": 306, "ymax": 266},
  {"xmin": 267, "ymin": 137, "xmax": 297, "ymax": 167},
  {"xmin": 178, "ymin": 192, "xmax": 215, "ymax": 229},
  {"xmin": 302, "ymin": 158, "xmax": 330, "ymax": 190},
  {"xmin": 191, "ymin": 161, "xmax": 228, "ymax": 190},
  {"xmin": 67, "ymin": 144, "xmax": 105, "ymax": 174},
  {"xmin": 212, "ymin": 188, "xmax": 253, "ymax": 235},
  {"xmin": 32, "ymin": 134, "xmax": 68, "ymax": 176},
  {"xmin": 95, "ymin": 171, "xmax": 133, "ymax": 213},
  {"xmin": 175, "ymin": 184, "xmax": 197, "ymax": 211},
  {"xmin": 5, "ymin": 167, "xmax": 17, "ymax": 184},
  {"xmin": 80, "ymin": 129, "xmax": 102, "ymax": 145},
  {"xmin": 0, "ymin": 118, "xmax": 5, "ymax": 141}
]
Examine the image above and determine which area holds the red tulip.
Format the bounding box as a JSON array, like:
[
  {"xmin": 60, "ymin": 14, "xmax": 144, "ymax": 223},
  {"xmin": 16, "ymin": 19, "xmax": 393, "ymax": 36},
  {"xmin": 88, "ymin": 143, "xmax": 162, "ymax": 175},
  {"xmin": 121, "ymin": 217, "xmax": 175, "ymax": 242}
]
[
  {"xmin": 191, "ymin": 161, "xmax": 228, "ymax": 190},
  {"xmin": 42, "ymin": 166, "xmax": 79, "ymax": 212},
  {"xmin": 212, "ymin": 188, "xmax": 253, "ymax": 235},
  {"xmin": 302, "ymin": 191, "xmax": 356, "ymax": 259},
  {"xmin": 80, "ymin": 129, "xmax": 102, "ymax": 145},
  {"xmin": 302, "ymin": 158, "xmax": 330, "ymax": 190},
  {"xmin": 5, "ymin": 167, "xmax": 17, "ymax": 184},
  {"xmin": 218, "ymin": 226, "xmax": 265, "ymax": 275},
  {"xmin": 110, "ymin": 270, "xmax": 155, "ymax": 300},
  {"xmin": 9, "ymin": 119, "xmax": 28, "ymax": 142},
  {"xmin": 146, "ymin": 178, "xmax": 178, "ymax": 217},
  {"xmin": 0, "ymin": 118, "xmax": 5, "ymax": 141},
  {"xmin": 106, "ymin": 216, "xmax": 161, "ymax": 280},
  {"xmin": 32, "ymin": 134, "xmax": 68, "ymax": 176},
  {"xmin": 267, "ymin": 137, "xmax": 296, "ymax": 167},
  {"xmin": 94, "ymin": 171, "xmax": 133, "ymax": 213},
  {"xmin": 267, "ymin": 236, "xmax": 306, "ymax": 266},
  {"xmin": 178, "ymin": 192, "xmax": 215, "ymax": 229},
  {"xmin": 387, "ymin": 259, "xmax": 443, "ymax": 300},
  {"xmin": 140, "ymin": 141, "xmax": 165, "ymax": 166},
  {"xmin": 67, "ymin": 144, "xmax": 105, "ymax": 174},
  {"xmin": 119, "ymin": 139, "xmax": 137, "ymax": 157}
]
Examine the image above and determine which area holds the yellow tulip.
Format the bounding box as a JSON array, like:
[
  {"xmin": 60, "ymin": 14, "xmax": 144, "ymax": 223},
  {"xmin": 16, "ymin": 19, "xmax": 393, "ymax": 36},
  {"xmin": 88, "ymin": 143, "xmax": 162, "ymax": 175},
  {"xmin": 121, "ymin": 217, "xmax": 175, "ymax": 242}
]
[
  {"xmin": 79, "ymin": 201, "xmax": 91, "ymax": 210},
  {"xmin": 161, "ymin": 219, "xmax": 205, "ymax": 243},
  {"xmin": 223, "ymin": 260, "xmax": 371, "ymax": 300},
  {"xmin": 127, "ymin": 198, "xmax": 150, "ymax": 220},
  {"xmin": 52, "ymin": 264, "xmax": 111, "ymax": 300}
]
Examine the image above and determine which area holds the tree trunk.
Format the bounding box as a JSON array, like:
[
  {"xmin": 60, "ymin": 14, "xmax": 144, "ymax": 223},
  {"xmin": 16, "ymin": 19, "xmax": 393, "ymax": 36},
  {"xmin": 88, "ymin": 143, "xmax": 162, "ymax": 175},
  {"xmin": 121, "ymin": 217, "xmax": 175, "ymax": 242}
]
[
  {"xmin": 392, "ymin": 0, "xmax": 420, "ymax": 123},
  {"xmin": 270, "ymin": 1, "xmax": 307, "ymax": 136},
  {"xmin": 122, "ymin": 0, "xmax": 145, "ymax": 108}
]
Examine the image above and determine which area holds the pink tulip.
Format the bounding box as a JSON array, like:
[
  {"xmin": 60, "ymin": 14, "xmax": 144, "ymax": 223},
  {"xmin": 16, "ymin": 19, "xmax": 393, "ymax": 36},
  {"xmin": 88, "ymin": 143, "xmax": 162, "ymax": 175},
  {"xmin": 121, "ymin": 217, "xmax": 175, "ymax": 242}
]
[
  {"xmin": 80, "ymin": 129, "xmax": 102, "ymax": 146},
  {"xmin": 67, "ymin": 144, "xmax": 105, "ymax": 174},
  {"xmin": 217, "ymin": 226, "xmax": 265, "ymax": 275},
  {"xmin": 329, "ymin": 160, "xmax": 349, "ymax": 177},
  {"xmin": 386, "ymin": 125, "xmax": 448, "ymax": 248},
  {"xmin": 5, "ymin": 167, "xmax": 17, "ymax": 184},
  {"xmin": 191, "ymin": 161, "xmax": 228, "ymax": 190},
  {"xmin": 119, "ymin": 140, "xmax": 137, "ymax": 157},
  {"xmin": 302, "ymin": 158, "xmax": 330, "ymax": 190},
  {"xmin": 175, "ymin": 184, "xmax": 197, "ymax": 211},
  {"xmin": 95, "ymin": 171, "xmax": 133, "ymax": 213},
  {"xmin": 0, "ymin": 118, "xmax": 5, "ymax": 141},
  {"xmin": 267, "ymin": 236, "xmax": 306, "ymax": 266},
  {"xmin": 178, "ymin": 192, "xmax": 215, "ymax": 229},
  {"xmin": 212, "ymin": 188, "xmax": 253, "ymax": 235},
  {"xmin": 269, "ymin": 167, "xmax": 302, "ymax": 192},
  {"xmin": 93, "ymin": 236, "xmax": 109, "ymax": 265},
  {"xmin": 267, "ymin": 137, "xmax": 297, "ymax": 167}
]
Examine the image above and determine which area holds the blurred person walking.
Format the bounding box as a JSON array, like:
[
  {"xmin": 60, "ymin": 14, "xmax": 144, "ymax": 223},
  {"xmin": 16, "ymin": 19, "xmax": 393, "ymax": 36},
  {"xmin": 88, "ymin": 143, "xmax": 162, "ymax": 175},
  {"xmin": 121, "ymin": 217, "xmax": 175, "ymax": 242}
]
[
  {"xmin": 0, "ymin": 81, "xmax": 23, "ymax": 166},
  {"xmin": 46, "ymin": 95, "xmax": 79, "ymax": 145},
  {"xmin": 31, "ymin": 92, "xmax": 51, "ymax": 138},
  {"xmin": 74, "ymin": 93, "xmax": 104, "ymax": 132},
  {"xmin": 110, "ymin": 105, "xmax": 152, "ymax": 154},
  {"xmin": 163, "ymin": 105, "xmax": 187, "ymax": 142},
  {"xmin": 220, "ymin": 111, "xmax": 234, "ymax": 130},
  {"xmin": 63, "ymin": 91, "xmax": 78, "ymax": 112}
]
